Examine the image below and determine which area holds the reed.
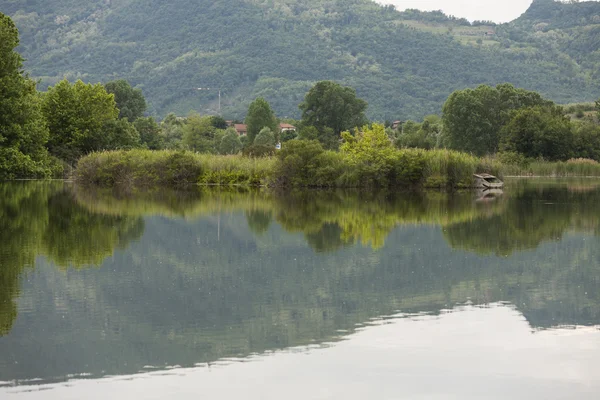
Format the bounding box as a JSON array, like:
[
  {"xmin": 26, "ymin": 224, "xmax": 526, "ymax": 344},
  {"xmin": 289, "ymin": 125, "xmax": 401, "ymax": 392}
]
[
  {"xmin": 75, "ymin": 150, "xmax": 275, "ymax": 188},
  {"xmin": 500, "ymin": 158, "xmax": 600, "ymax": 177}
]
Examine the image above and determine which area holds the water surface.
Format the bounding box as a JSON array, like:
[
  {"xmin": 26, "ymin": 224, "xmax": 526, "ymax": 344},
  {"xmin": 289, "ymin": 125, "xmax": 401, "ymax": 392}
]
[{"xmin": 1, "ymin": 180, "xmax": 599, "ymax": 398}]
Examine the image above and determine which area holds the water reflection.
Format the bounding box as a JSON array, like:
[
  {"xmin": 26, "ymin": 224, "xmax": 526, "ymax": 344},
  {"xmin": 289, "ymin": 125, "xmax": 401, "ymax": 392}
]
[
  {"xmin": 0, "ymin": 182, "xmax": 143, "ymax": 336},
  {"xmin": 4, "ymin": 305, "xmax": 600, "ymax": 400},
  {"xmin": 0, "ymin": 180, "xmax": 599, "ymax": 388}
]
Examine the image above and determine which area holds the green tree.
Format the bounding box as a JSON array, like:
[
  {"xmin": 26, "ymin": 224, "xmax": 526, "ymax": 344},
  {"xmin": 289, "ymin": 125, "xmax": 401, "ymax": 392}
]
[
  {"xmin": 245, "ymin": 98, "xmax": 277, "ymax": 144},
  {"xmin": 280, "ymin": 129, "xmax": 297, "ymax": 142},
  {"xmin": 161, "ymin": 113, "xmax": 184, "ymax": 149},
  {"xmin": 219, "ymin": 128, "xmax": 242, "ymax": 155},
  {"xmin": 254, "ymin": 127, "xmax": 276, "ymax": 146},
  {"xmin": 104, "ymin": 80, "xmax": 147, "ymax": 122},
  {"xmin": 571, "ymin": 120, "xmax": 600, "ymax": 160},
  {"xmin": 442, "ymin": 84, "xmax": 552, "ymax": 155},
  {"xmin": 102, "ymin": 119, "xmax": 141, "ymax": 150},
  {"xmin": 297, "ymin": 126, "xmax": 319, "ymax": 141},
  {"xmin": 0, "ymin": 13, "xmax": 54, "ymax": 179},
  {"xmin": 299, "ymin": 81, "xmax": 368, "ymax": 138},
  {"xmin": 134, "ymin": 117, "xmax": 164, "ymax": 150},
  {"xmin": 499, "ymin": 106, "xmax": 573, "ymax": 161},
  {"xmin": 42, "ymin": 79, "xmax": 119, "ymax": 163},
  {"xmin": 210, "ymin": 116, "xmax": 228, "ymax": 130},
  {"xmin": 182, "ymin": 113, "xmax": 217, "ymax": 153},
  {"xmin": 596, "ymin": 98, "xmax": 600, "ymax": 120},
  {"xmin": 396, "ymin": 117, "xmax": 441, "ymax": 150}
]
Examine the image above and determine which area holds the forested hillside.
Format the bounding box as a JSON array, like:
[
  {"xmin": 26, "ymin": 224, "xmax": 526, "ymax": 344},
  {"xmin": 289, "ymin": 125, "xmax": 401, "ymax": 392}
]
[{"xmin": 3, "ymin": 0, "xmax": 600, "ymax": 120}]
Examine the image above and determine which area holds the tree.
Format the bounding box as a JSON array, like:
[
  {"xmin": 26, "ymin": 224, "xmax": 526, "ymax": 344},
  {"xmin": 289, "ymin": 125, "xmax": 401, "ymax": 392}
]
[
  {"xmin": 442, "ymin": 84, "xmax": 553, "ymax": 155},
  {"xmin": 245, "ymin": 98, "xmax": 278, "ymax": 144},
  {"xmin": 104, "ymin": 80, "xmax": 147, "ymax": 122},
  {"xmin": 161, "ymin": 113, "xmax": 184, "ymax": 149},
  {"xmin": 42, "ymin": 79, "xmax": 119, "ymax": 163},
  {"xmin": 219, "ymin": 128, "xmax": 242, "ymax": 155},
  {"xmin": 499, "ymin": 106, "xmax": 573, "ymax": 161},
  {"xmin": 596, "ymin": 98, "xmax": 600, "ymax": 120},
  {"xmin": 396, "ymin": 116, "xmax": 441, "ymax": 150},
  {"xmin": 182, "ymin": 113, "xmax": 217, "ymax": 153},
  {"xmin": 0, "ymin": 13, "xmax": 54, "ymax": 179},
  {"xmin": 134, "ymin": 117, "xmax": 163, "ymax": 150},
  {"xmin": 210, "ymin": 116, "xmax": 228, "ymax": 130},
  {"xmin": 102, "ymin": 119, "xmax": 141, "ymax": 150},
  {"xmin": 254, "ymin": 127, "xmax": 276, "ymax": 146},
  {"xmin": 280, "ymin": 129, "xmax": 297, "ymax": 142},
  {"xmin": 299, "ymin": 81, "xmax": 368, "ymax": 138},
  {"xmin": 573, "ymin": 120, "xmax": 600, "ymax": 161},
  {"xmin": 297, "ymin": 126, "xmax": 319, "ymax": 141}
]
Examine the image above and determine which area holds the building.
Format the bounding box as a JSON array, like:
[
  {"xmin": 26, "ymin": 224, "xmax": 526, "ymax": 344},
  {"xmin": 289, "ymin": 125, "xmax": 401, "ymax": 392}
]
[
  {"xmin": 279, "ymin": 123, "xmax": 297, "ymax": 132},
  {"xmin": 234, "ymin": 124, "xmax": 247, "ymax": 136},
  {"xmin": 391, "ymin": 120, "xmax": 403, "ymax": 130}
]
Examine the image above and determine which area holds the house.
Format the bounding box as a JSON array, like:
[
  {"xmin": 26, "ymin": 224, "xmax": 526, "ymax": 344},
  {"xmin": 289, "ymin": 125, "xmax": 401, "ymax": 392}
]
[
  {"xmin": 391, "ymin": 120, "xmax": 403, "ymax": 130},
  {"xmin": 234, "ymin": 124, "xmax": 247, "ymax": 136},
  {"xmin": 279, "ymin": 123, "xmax": 297, "ymax": 132}
]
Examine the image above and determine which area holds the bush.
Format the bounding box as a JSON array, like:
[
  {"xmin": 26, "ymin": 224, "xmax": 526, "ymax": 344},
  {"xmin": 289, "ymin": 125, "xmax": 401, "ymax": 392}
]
[
  {"xmin": 390, "ymin": 150, "xmax": 427, "ymax": 187},
  {"xmin": 161, "ymin": 151, "xmax": 203, "ymax": 186},
  {"xmin": 275, "ymin": 140, "xmax": 331, "ymax": 187},
  {"xmin": 497, "ymin": 151, "xmax": 530, "ymax": 170},
  {"xmin": 75, "ymin": 150, "xmax": 275, "ymax": 188},
  {"xmin": 254, "ymin": 127, "xmax": 276, "ymax": 146}
]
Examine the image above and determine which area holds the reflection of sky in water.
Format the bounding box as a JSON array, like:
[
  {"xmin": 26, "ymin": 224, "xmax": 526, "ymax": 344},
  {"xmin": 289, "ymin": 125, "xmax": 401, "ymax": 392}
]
[
  {"xmin": 5, "ymin": 304, "xmax": 599, "ymax": 400},
  {"xmin": 2, "ymin": 180, "xmax": 600, "ymax": 398}
]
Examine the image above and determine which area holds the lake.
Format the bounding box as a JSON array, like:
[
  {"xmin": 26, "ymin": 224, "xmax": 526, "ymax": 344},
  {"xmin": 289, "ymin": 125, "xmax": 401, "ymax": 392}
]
[{"xmin": 1, "ymin": 179, "xmax": 599, "ymax": 399}]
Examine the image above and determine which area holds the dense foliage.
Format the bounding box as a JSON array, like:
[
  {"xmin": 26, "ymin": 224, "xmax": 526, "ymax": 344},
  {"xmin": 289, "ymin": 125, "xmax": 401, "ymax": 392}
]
[
  {"xmin": 41, "ymin": 79, "xmax": 125, "ymax": 164},
  {"xmin": 0, "ymin": 13, "xmax": 56, "ymax": 179},
  {"xmin": 76, "ymin": 125, "xmax": 502, "ymax": 189},
  {"xmin": 299, "ymin": 81, "xmax": 367, "ymax": 136},
  {"xmin": 441, "ymin": 84, "xmax": 553, "ymax": 156},
  {"xmin": 245, "ymin": 98, "xmax": 278, "ymax": 144},
  {"xmin": 104, "ymin": 79, "xmax": 147, "ymax": 122},
  {"xmin": 4, "ymin": 0, "xmax": 600, "ymax": 120}
]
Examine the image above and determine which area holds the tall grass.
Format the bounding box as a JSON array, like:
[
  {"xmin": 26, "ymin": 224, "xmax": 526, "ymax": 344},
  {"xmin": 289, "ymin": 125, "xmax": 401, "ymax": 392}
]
[
  {"xmin": 77, "ymin": 148, "xmax": 600, "ymax": 191},
  {"xmin": 75, "ymin": 150, "xmax": 275, "ymax": 188},
  {"xmin": 421, "ymin": 149, "xmax": 502, "ymax": 188},
  {"xmin": 500, "ymin": 158, "xmax": 600, "ymax": 177}
]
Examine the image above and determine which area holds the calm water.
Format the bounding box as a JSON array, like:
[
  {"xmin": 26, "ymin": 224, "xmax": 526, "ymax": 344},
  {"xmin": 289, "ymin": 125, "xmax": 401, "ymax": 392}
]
[{"xmin": 1, "ymin": 180, "xmax": 599, "ymax": 399}]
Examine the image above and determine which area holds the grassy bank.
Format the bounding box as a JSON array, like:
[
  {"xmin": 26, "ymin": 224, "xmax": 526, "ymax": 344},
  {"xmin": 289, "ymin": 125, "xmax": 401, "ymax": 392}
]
[
  {"xmin": 75, "ymin": 145, "xmax": 501, "ymax": 189},
  {"xmin": 501, "ymin": 158, "xmax": 600, "ymax": 177},
  {"xmin": 75, "ymin": 150, "xmax": 275, "ymax": 188}
]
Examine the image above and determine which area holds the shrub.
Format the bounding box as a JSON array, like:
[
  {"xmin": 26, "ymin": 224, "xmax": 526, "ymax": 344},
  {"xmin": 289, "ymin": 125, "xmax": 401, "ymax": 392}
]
[
  {"xmin": 390, "ymin": 150, "xmax": 427, "ymax": 187},
  {"xmin": 75, "ymin": 150, "xmax": 275, "ymax": 188},
  {"xmin": 254, "ymin": 127, "xmax": 276, "ymax": 146},
  {"xmin": 275, "ymin": 140, "xmax": 327, "ymax": 186}
]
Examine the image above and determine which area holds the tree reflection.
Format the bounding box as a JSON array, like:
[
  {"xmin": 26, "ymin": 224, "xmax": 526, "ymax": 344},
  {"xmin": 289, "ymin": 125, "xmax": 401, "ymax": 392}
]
[
  {"xmin": 443, "ymin": 183, "xmax": 600, "ymax": 255},
  {"xmin": 245, "ymin": 209, "xmax": 273, "ymax": 235},
  {"xmin": 0, "ymin": 182, "xmax": 144, "ymax": 336},
  {"xmin": 43, "ymin": 190, "xmax": 145, "ymax": 268}
]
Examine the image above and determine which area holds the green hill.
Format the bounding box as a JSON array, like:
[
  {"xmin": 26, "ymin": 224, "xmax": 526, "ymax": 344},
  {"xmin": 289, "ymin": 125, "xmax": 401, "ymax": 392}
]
[{"xmin": 3, "ymin": 0, "xmax": 600, "ymax": 120}]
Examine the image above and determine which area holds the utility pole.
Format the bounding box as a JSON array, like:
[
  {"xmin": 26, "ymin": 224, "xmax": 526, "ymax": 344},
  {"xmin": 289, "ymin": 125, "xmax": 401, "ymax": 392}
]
[{"xmin": 195, "ymin": 87, "xmax": 221, "ymax": 115}]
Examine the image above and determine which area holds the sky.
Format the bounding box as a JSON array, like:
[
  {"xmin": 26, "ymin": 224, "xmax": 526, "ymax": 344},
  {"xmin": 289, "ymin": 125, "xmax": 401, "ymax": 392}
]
[{"xmin": 376, "ymin": 0, "xmax": 535, "ymax": 23}]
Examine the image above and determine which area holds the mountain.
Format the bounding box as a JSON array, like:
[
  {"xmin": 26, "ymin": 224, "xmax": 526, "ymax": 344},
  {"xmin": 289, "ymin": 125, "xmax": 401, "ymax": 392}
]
[{"xmin": 3, "ymin": 0, "xmax": 600, "ymax": 120}]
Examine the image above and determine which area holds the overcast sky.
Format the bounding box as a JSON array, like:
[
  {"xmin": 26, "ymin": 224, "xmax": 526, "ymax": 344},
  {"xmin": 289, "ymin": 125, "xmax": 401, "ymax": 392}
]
[{"xmin": 376, "ymin": 0, "xmax": 534, "ymax": 23}]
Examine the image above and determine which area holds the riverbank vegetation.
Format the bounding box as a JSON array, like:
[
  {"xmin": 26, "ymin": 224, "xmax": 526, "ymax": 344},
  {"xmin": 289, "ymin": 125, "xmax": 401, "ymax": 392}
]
[
  {"xmin": 76, "ymin": 124, "xmax": 502, "ymax": 189},
  {"xmin": 3, "ymin": 11, "xmax": 600, "ymax": 185}
]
